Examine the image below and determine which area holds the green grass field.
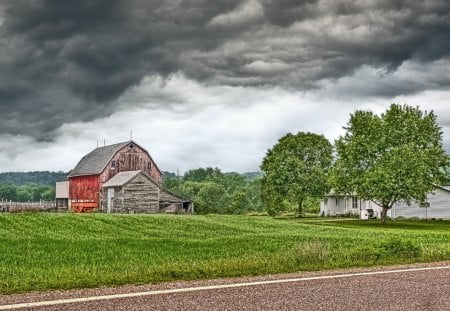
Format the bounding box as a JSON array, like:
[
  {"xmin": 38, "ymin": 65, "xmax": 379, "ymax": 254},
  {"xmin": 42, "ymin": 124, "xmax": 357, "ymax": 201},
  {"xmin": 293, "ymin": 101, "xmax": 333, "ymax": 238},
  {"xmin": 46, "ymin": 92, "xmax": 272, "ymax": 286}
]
[{"xmin": 0, "ymin": 213, "xmax": 449, "ymax": 294}]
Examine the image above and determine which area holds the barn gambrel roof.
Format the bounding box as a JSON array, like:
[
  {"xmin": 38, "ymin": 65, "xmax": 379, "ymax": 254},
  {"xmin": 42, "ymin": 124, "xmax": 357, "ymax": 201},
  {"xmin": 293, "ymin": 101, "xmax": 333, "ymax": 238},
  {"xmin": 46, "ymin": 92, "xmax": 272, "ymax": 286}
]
[
  {"xmin": 68, "ymin": 142, "xmax": 130, "ymax": 177},
  {"xmin": 68, "ymin": 140, "xmax": 163, "ymax": 178}
]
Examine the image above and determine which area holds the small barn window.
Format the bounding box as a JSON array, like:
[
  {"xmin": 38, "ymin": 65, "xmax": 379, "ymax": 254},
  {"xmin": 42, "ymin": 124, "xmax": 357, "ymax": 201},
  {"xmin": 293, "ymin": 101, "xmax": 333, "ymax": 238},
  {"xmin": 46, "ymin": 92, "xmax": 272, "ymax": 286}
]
[
  {"xmin": 148, "ymin": 162, "xmax": 152, "ymax": 171},
  {"xmin": 129, "ymin": 143, "xmax": 135, "ymax": 149},
  {"xmin": 111, "ymin": 160, "xmax": 116, "ymax": 167}
]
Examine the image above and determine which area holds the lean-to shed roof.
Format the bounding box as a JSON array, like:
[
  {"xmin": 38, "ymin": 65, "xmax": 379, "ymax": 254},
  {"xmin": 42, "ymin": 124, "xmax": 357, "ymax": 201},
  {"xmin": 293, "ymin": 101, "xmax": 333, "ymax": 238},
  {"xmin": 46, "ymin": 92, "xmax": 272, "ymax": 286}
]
[{"xmin": 102, "ymin": 170, "xmax": 144, "ymax": 187}]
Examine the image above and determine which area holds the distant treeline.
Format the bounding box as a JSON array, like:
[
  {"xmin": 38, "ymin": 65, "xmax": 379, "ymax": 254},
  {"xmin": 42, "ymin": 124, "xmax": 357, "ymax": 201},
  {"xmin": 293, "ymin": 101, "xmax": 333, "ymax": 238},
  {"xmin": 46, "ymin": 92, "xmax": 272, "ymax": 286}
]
[
  {"xmin": 0, "ymin": 183, "xmax": 55, "ymax": 202},
  {"xmin": 0, "ymin": 171, "xmax": 67, "ymax": 202},
  {"xmin": 0, "ymin": 171, "xmax": 68, "ymax": 186}
]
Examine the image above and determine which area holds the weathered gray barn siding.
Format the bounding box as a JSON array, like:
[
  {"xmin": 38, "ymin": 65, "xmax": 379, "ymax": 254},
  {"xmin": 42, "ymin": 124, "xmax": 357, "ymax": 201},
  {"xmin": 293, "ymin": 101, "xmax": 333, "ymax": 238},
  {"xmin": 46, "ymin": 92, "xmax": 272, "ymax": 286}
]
[
  {"xmin": 159, "ymin": 188, "xmax": 184, "ymax": 213},
  {"xmin": 101, "ymin": 170, "xmax": 192, "ymax": 214},
  {"xmin": 123, "ymin": 173, "xmax": 159, "ymax": 213},
  {"xmin": 101, "ymin": 171, "xmax": 160, "ymax": 213}
]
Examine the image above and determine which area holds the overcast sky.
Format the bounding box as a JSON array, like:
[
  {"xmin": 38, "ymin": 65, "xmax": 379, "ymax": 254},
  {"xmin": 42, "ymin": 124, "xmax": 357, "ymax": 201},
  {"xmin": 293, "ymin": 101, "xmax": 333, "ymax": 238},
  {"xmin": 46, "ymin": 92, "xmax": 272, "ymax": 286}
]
[{"xmin": 1, "ymin": 0, "xmax": 450, "ymax": 174}]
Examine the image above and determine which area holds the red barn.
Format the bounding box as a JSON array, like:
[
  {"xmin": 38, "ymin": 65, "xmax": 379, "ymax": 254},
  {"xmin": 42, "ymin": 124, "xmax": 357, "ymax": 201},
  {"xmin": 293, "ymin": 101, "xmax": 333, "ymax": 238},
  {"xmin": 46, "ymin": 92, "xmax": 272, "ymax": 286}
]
[{"xmin": 68, "ymin": 140, "xmax": 163, "ymax": 212}]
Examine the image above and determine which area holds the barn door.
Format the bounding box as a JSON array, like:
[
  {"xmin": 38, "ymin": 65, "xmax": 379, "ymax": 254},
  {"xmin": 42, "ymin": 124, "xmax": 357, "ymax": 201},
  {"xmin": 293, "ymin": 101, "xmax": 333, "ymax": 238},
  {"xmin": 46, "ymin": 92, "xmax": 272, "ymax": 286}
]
[{"xmin": 107, "ymin": 188, "xmax": 115, "ymax": 213}]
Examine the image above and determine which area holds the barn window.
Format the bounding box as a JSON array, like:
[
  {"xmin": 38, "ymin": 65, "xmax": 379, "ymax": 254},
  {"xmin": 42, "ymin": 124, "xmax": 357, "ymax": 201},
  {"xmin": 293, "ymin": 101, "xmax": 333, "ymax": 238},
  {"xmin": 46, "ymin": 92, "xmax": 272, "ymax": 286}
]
[
  {"xmin": 129, "ymin": 143, "xmax": 135, "ymax": 149},
  {"xmin": 111, "ymin": 160, "xmax": 116, "ymax": 167},
  {"xmin": 148, "ymin": 162, "xmax": 152, "ymax": 171}
]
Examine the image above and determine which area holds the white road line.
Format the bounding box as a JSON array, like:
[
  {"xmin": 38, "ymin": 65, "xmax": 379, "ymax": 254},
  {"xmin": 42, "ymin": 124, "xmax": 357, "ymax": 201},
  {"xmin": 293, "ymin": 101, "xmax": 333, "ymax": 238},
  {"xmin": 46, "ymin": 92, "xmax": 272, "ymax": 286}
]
[{"xmin": 1, "ymin": 265, "xmax": 449, "ymax": 310}]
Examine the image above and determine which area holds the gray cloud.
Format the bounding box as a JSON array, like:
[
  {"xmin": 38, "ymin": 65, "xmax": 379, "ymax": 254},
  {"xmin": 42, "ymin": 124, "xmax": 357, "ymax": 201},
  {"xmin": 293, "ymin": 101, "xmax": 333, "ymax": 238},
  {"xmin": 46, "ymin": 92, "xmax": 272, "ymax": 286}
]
[{"xmin": 0, "ymin": 0, "xmax": 450, "ymax": 141}]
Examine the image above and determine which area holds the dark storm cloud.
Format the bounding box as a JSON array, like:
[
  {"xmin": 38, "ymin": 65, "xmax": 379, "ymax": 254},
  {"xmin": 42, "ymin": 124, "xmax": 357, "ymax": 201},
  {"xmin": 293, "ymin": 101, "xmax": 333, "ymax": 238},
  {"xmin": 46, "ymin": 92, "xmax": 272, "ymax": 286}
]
[{"xmin": 1, "ymin": 0, "xmax": 450, "ymax": 140}]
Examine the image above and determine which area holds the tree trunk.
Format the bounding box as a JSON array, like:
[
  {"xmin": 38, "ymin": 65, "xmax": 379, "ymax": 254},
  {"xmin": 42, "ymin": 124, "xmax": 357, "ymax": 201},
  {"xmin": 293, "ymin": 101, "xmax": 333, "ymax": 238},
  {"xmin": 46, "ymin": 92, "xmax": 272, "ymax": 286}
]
[
  {"xmin": 297, "ymin": 200, "xmax": 303, "ymax": 217},
  {"xmin": 380, "ymin": 205, "xmax": 389, "ymax": 224}
]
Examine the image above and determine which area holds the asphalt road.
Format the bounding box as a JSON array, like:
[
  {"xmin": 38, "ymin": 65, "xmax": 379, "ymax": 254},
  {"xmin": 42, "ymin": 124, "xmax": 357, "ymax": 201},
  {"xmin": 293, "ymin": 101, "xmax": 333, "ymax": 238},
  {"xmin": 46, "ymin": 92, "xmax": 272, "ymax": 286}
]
[{"xmin": 1, "ymin": 262, "xmax": 449, "ymax": 311}]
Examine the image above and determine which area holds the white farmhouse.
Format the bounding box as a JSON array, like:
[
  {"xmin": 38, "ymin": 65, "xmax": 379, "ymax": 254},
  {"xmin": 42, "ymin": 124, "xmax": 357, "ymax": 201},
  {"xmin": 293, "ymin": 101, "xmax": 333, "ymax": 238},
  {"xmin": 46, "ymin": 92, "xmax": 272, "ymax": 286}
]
[{"xmin": 320, "ymin": 186, "xmax": 450, "ymax": 219}]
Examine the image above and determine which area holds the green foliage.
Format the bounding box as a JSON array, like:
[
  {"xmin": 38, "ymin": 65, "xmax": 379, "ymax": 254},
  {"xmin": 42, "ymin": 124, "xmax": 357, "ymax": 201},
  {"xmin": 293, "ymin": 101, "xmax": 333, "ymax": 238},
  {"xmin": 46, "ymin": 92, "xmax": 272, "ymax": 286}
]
[
  {"xmin": 183, "ymin": 167, "xmax": 223, "ymax": 182},
  {"xmin": 333, "ymin": 104, "xmax": 450, "ymax": 223},
  {"xmin": 0, "ymin": 183, "xmax": 55, "ymax": 202},
  {"xmin": 195, "ymin": 182, "xmax": 227, "ymax": 214},
  {"xmin": 303, "ymin": 197, "xmax": 321, "ymax": 214},
  {"xmin": 0, "ymin": 171, "xmax": 60, "ymax": 202},
  {"xmin": 260, "ymin": 132, "xmax": 333, "ymax": 216},
  {"xmin": 163, "ymin": 168, "xmax": 264, "ymax": 215},
  {"xmin": 0, "ymin": 171, "xmax": 67, "ymax": 186},
  {"xmin": 378, "ymin": 238, "xmax": 422, "ymax": 259},
  {"xmin": 0, "ymin": 215, "xmax": 448, "ymax": 294},
  {"xmin": 0, "ymin": 183, "xmax": 17, "ymax": 201},
  {"xmin": 240, "ymin": 171, "xmax": 264, "ymax": 180}
]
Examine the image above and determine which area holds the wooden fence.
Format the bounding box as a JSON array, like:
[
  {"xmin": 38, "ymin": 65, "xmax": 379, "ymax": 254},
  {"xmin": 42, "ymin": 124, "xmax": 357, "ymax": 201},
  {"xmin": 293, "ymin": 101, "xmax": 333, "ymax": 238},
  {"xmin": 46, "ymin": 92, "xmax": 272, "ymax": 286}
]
[{"xmin": 0, "ymin": 200, "xmax": 57, "ymax": 213}]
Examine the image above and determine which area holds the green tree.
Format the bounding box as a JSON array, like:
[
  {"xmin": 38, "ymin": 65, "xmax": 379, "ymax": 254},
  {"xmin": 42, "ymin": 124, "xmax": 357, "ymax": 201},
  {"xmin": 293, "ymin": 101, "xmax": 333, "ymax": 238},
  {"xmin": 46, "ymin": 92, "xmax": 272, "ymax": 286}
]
[
  {"xmin": 261, "ymin": 132, "xmax": 333, "ymax": 216},
  {"xmin": 179, "ymin": 181, "xmax": 204, "ymax": 199},
  {"xmin": 16, "ymin": 186, "xmax": 32, "ymax": 202},
  {"xmin": 163, "ymin": 175, "xmax": 180, "ymax": 193},
  {"xmin": 246, "ymin": 178, "xmax": 264, "ymax": 212},
  {"xmin": 164, "ymin": 168, "xmax": 265, "ymax": 215},
  {"xmin": 0, "ymin": 183, "xmax": 17, "ymax": 201},
  {"xmin": 41, "ymin": 186, "xmax": 56, "ymax": 201},
  {"xmin": 333, "ymin": 104, "xmax": 449, "ymax": 223},
  {"xmin": 183, "ymin": 167, "xmax": 223, "ymax": 183},
  {"xmin": 195, "ymin": 182, "xmax": 227, "ymax": 214},
  {"xmin": 225, "ymin": 189, "xmax": 252, "ymax": 214}
]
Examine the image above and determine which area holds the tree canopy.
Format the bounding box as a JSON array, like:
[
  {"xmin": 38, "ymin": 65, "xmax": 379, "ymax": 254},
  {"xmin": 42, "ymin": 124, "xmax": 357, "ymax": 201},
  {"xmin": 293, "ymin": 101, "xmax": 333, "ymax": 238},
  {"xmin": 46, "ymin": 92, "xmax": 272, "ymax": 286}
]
[
  {"xmin": 260, "ymin": 132, "xmax": 333, "ymax": 216},
  {"xmin": 0, "ymin": 183, "xmax": 55, "ymax": 202},
  {"xmin": 332, "ymin": 104, "xmax": 449, "ymax": 223},
  {"xmin": 163, "ymin": 167, "xmax": 264, "ymax": 214},
  {"xmin": 0, "ymin": 171, "xmax": 67, "ymax": 185}
]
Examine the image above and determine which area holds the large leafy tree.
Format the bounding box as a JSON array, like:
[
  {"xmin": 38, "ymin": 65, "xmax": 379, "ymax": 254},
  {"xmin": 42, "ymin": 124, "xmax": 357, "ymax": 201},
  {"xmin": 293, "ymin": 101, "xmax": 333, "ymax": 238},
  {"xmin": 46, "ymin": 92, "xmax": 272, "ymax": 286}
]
[
  {"xmin": 261, "ymin": 132, "xmax": 333, "ymax": 216},
  {"xmin": 333, "ymin": 104, "xmax": 449, "ymax": 223}
]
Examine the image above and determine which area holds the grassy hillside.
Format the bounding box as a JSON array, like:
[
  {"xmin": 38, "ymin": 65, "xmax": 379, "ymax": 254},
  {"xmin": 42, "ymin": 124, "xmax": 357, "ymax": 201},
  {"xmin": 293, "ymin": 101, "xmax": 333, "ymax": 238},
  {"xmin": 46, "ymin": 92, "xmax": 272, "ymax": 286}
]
[{"xmin": 0, "ymin": 214, "xmax": 449, "ymax": 294}]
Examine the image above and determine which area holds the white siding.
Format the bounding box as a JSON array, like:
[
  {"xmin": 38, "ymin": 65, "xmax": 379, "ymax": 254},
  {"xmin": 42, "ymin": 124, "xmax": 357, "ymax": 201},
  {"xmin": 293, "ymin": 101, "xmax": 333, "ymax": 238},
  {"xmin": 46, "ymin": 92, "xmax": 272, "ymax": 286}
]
[
  {"xmin": 321, "ymin": 188, "xmax": 450, "ymax": 219},
  {"xmin": 55, "ymin": 180, "xmax": 69, "ymax": 199},
  {"xmin": 393, "ymin": 188, "xmax": 450, "ymax": 219}
]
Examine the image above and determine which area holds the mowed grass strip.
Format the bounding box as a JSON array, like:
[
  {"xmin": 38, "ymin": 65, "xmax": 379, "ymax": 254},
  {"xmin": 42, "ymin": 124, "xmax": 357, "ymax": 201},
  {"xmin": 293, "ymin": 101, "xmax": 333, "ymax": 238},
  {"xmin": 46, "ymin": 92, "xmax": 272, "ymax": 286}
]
[{"xmin": 0, "ymin": 213, "xmax": 449, "ymax": 294}]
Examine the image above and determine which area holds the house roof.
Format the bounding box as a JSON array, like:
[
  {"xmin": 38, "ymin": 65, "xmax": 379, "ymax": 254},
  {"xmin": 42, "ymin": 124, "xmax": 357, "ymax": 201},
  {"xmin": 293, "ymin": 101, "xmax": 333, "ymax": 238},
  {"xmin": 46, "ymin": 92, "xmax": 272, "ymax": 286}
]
[
  {"xmin": 324, "ymin": 189, "xmax": 357, "ymax": 197},
  {"xmin": 68, "ymin": 141, "xmax": 131, "ymax": 177},
  {"xmin": 102, "ymin": 170, "xmax": 145, "ymax": 187},
  {"xmin": 325, "ymin": 185, "xmax": 450, "ymax": 198},
  {"xmin": 434, "ymin": 185, "xmax": 450, "ymax": 192}
]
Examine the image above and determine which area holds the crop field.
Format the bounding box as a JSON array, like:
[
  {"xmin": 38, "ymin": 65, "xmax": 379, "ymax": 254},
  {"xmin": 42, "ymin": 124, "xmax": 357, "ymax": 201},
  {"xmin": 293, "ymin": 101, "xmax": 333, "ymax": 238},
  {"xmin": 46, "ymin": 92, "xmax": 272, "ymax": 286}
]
[{"xmin": 0, "ymin": 213, "xmax": 449, "ymax": 294}]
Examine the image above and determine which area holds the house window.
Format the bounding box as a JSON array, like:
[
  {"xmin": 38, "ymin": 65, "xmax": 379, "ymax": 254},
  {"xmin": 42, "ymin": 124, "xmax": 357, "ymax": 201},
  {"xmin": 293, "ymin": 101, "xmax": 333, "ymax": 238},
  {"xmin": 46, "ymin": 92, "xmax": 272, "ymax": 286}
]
[
  {"xmin": 352, "ymin": 197, "xmax": 358, "ymax": 209},
  {"xmin": 335, "ymin": 198, "xmax": 339, "ymax": 205},
  {"xmin": 323, "ymin": 198, "xmax": 328, "ymax": 205}
]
